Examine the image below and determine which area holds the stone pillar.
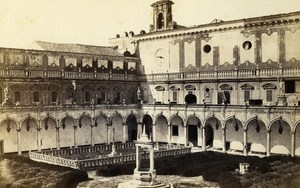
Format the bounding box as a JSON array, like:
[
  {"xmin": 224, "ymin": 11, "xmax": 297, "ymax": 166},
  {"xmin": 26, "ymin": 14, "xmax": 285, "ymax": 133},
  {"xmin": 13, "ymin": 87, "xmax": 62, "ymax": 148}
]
[
  {"xmin": 202, "ymin": 127, "xmax": 206, "ymax": 151},
  {"xmin": 152, "ymin": 124, "xmax": 156, "ymax": 142},
  {"xmin": 107, "ymin": 124, "xmax": 111, "ymax": 144},
  {"xmin": 135, "ymin": 146, "xmax": 140, "ymax": 170},
  {"xmin": 183, "ymin": 125, "xmax": 188, "ymax": 146},
  {"xmin": 74, "ymin": 120, "xmax": 78, "ymax": 148},
  {"xmin": 167, "ymin": 124, "xmax": 171, "ymax": 144},
  {"xmin": 17, "ymin": 128, "xmax": 21, "ymax": 155},
  {"xmin": 222, "ymin": 128, "xmax": 226, "ymax": 153},
  {"xmin": 122, "ymin": 123, "xmax": 127, "ymax": 143},
  {"xmin": 243, "ymin": 129, "xmax": 248, "ymax": 156},
  {"xmin": 55, "ymin": 126, "xmax": 60, "ymax": 150},
  {"xmin": 267, "ymin": 130, "xmax": 271, "ymax": 156},
  {"xmin": 149, "ymin": 145, "xmax": 154, "ymax": 172},
  {"xmin": 91, "ymin": 123, "xmax": 95, "ymax": 146},
  {"xmin": 291, "ymin": 131, "xmax": 295, "ymax": 157},
  {"xmin": 137, "ymin": 122, "xmax": 143, "ymax": 138},
  {"xmin": 37, "ymin": 126, "xmax": 42, "ymax": 152}
]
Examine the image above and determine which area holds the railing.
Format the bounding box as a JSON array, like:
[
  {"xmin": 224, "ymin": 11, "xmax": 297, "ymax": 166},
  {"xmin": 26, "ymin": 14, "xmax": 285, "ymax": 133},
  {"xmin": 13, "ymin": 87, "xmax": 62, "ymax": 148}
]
[
  {"xmin": 1, "ymin": 67, "xmax": 299, "ymax": 82},
  {"xmin": 41, "ymin": 142, "xmax": 135, "ymax": 156},
  {"xmin": 29, "ymin": 144, "xmax": 191, "ymax": 170},
  {"xmin": 29, "ymin": 151, "xmax": 80, "ymax": 169}
]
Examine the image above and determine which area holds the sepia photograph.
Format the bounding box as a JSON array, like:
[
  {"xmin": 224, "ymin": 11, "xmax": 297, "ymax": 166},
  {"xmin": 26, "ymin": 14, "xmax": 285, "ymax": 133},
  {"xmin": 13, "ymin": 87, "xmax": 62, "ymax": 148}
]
[{"xmin": 0, "ymin": 0, "xmax": 300, "ymax": 187}]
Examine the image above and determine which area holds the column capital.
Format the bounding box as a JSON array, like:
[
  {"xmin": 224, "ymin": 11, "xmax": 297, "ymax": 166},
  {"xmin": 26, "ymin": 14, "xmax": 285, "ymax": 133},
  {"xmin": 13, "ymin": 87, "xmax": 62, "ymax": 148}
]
[
  {"xmin": 55, "ymin": 126, "xmax": 60, "ymax": 130},
  {"xmin": 16, "ymin": 128, "xmax": 21, "ymax": 132},
  {"xmin": 291, "ymin": 130, "xmax": 296, "ymax": 134},
  {"xmin": 36, "ymin": 127, "xmax": 42, "ymax": 131},
  {"xmin": 73, "ymin": 125, "xmax": 78, "ymax": 129},
  {"xmin": 243, "ymin": 128, "xmax": 248, "ymax": 132}
]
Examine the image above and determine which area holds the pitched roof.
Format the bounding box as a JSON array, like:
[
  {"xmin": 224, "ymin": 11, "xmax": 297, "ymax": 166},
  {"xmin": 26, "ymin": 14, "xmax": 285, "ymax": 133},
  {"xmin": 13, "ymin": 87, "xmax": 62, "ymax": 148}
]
[{"xmin": 35, "ymin": 41, "xmax": 122, "ymax": 57}]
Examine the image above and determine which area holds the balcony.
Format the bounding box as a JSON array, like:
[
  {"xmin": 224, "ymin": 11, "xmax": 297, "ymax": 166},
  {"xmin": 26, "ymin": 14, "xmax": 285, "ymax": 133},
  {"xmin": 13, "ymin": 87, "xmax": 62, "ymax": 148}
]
[
  {"xmin": 0, "ymin": 68, "xmax": 138, "ymax": 81},
  {"xmin": 140, "ymin": 67, "xmax": 300, "ymax": 82}
]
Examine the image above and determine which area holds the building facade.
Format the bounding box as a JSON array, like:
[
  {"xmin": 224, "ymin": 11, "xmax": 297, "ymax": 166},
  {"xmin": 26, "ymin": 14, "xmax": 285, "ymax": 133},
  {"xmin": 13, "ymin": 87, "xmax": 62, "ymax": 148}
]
[{"xmin": 1, "ymin": 0, "xmax": 300, "ymax": 157}]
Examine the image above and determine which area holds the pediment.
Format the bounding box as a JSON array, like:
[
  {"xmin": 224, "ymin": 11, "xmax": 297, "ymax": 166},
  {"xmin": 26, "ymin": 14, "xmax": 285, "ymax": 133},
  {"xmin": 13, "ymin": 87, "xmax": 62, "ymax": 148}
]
[
  {"xmin": 262, "ymin": 83, "xmax": 277, "ymax": 90},
  {"xmin": 185, "ymin": 85, "xmax": 196, "ymax": 91},
  {"xmin": 155, "ymin": 86, "xmax": 165, "ymax": 91},
  {"xmin": 170, "ymin": 86, "xmax": 180, "ymax": 91},
  {"xmin": 241, "ymin": 84, "xmax": 254, "ymax": 90},
  {"xmin": 220, "ymin": 84, "xmax": 233, "ymax": 90}
]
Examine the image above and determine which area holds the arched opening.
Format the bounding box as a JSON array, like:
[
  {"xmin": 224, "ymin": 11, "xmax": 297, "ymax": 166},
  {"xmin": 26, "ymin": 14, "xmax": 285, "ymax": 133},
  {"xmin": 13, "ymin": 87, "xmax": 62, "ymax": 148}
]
[
  {"xmin": 270, "ymin": 119, "xmax": 291, "ymax": 155},
  {"xmin": 225, "ymin": 117, "xmax": 243, "ymax": 151},
  {"xmin": 185, "ymin": 94, "xmax": 197, "ymax": 104},
  {"xmin": 0, "ymin": 118, "xmax": 18, "ymax": 153},
  {"xmin": 60, "ymin": 116, "xmax": 75, "ymax": 148},
  {"xmin": 41, "ymin": 116, "xmax": 57, "ymax": 150},
  {"xmin": 187, "ymin": 116, "xmax": 200, "ymax": 147},
  {"xmin": 126, "ymin": 114, "xmax": 137, "ymax": 142},
  {"xmin": 205, "ymin": 117, "xmax": 221, "ymax": 149},
  {"xmin": 205, "ymin": 125, "xmax": 214, "ymax": 147},
  {"xmin": 20, "ymin": 117, "xmax": 38, "ymax": 151},
  {"xmin": 155, "ymin": 115, "xmax": 168, "ymax": 143},
  {"xmin": 295, "ymin": 122, "xmax": 300, "ymax": 156},
  {"xmin": 142, "ymin": 114, "xmax": 153, "ymax": 138},
  {"xmin": 78, "ymin": 116, "xmax": 92, "ymax": 146},
  {"xmin": 247, "ymin": 118, "xmax": 267, "ymax": 154},
  {"xmin": 94, "ymin": 115, "xmax": 108, "ymax": 144},
  {"xmin": 157, "ymin": 13, "xmax": 164, "ymax": 29},
  {"xmin": 170, "ymin": 116, "xmax": 183, "ymax": 144},
  {"xmin": 111, "ymin": 114, "xmax": 123, "ymax": 143}
]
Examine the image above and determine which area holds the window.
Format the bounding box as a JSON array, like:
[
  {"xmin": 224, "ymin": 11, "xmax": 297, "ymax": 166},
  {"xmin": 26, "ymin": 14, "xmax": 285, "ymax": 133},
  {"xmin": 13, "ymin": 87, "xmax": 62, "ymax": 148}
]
[
  {"xmin": 172, "ymin": 125, "xmax": 179, "ymax": 136},
  {"xmin": 266, "ymin": 90, "xmax": 272, "ymax": 102},
  {"xmin": 218, "ymin": 91, "xmax": 230, "ymax": 104},
  {"xmin": 203, "ymin": 45, "xmax": 212, "ymax": 53},
  {"xmin": 172, "ymin": 91, "xmax": 177, "ymax": 102},
  {"xmin": 51, "ymin": 91, "xmax": 57, "ymax": 103},
  {"xmin": 157, "ymin": 13, "xmax": 164, "ymax": 29},
  {"xmin": 244, "ymin": 90, "xmax": 250, "ymax": 102},
  {"xmin": 285, "ymin": 81, "xmax": 295, "ymax": 93},
  {"xmin": 100, "ymin": 92, "xmax": 106, "ymax": 102},
  {"xmin": 14, "ymin": 91, "xmax": 20, "ymax": 103},
  {"xmin": 84, "ymin": 92, "xmax": 91, "ymax": 103},
  {"xmin": 242, "ymin": 41, "xmax": 252, "ymax": 50},
  {"xmin": 33, "ymin": 92, "xmax": 39, "ymax": 103}
]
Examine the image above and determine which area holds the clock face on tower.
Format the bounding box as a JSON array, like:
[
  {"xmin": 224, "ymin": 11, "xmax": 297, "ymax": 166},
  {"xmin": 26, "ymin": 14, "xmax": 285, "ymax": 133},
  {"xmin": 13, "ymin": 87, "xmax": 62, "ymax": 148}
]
[{"xmin": 154, "ymin": 48, "xmax": 166, "ymax": 66}]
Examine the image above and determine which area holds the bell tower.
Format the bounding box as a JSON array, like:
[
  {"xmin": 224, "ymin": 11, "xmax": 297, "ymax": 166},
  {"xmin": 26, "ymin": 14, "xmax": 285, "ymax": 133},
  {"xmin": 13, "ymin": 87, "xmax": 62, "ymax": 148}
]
[{"xmin": 150, "ymin": 0, "xmax": 177, "ymax": 32}]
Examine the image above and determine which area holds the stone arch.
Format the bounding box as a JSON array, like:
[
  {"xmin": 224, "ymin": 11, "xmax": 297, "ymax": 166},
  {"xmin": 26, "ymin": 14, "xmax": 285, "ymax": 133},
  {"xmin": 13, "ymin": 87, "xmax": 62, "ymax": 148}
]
[
  {"xmin": 155, "ymin": 114, "xmax": 168, "ymax": 143},
  {"xmin": 94, "ymin": 114, "xmax": 109, "ymax": 144},
  {"xmin": 40, "ymin": 115, "xmax": 57, "ymax": 149},
  {"xmin": 294, "ymin": 120, "xmax": 300, "ymax": 156},
  {"xmin": 111, "ymin": 113, "xmax": 123, "ymax": 143},
  {"xmin": 269, "ymin": 118, "xmax": 291, "ymax": 155},
  {"xmin": 186, "ymin": 115, "xmax": 202, "ymax": 147},
  {"xmin": 224, "ymin": 116, "xmax": 243, "ymax": 151},
  {"xmin": 204, "ymin": 116, "xmax": 222, "ymax": 148},
  {"xmin": 170, "ymin": 114, "xmax": 184, "ymax": 144},
  {"xmin": 126, "ymin": 114, "xmax": 138, "ymax": 142},
  {"xmin": 185, "ymin": 94, "xmax": 197, "ymax": 104},
  {"xmin": 20, "ymin": 116, "xmax": 38, "ymax": 151},
  {"xmin": 142, "ymin": 114, "xmax": 153, "ymax": 138},
  {"xmin": 0, "ymin": 118, "xmax": 18, "ymax": 153},
  {"xmin": 77, "ymin": 114, "xmax": 93, "ymax": 146},
  {"xmin": 60, "ymin": 115, "xmax": 75, "ymax": 148},
  {"xmin": 246, "ymin": 116, "xmax": 267, "ymax": 154}
]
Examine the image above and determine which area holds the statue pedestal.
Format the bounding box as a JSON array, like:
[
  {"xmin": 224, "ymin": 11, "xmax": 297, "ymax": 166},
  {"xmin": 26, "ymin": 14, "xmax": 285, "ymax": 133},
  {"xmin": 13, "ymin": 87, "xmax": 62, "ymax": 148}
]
[
  {"xmin": 277, "ymin": 95, "xmax": 287, "ymax": 106},
  {"xmin": 108, "ymin": 144, "xmax": 117, "ymax": 157}
]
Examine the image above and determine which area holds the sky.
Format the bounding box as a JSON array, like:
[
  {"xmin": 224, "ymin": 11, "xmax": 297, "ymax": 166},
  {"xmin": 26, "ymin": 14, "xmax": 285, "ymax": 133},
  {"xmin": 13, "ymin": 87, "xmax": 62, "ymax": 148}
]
[{"xmin": 0, "ymin": 0, "xmax": 300, "ymax": 49}]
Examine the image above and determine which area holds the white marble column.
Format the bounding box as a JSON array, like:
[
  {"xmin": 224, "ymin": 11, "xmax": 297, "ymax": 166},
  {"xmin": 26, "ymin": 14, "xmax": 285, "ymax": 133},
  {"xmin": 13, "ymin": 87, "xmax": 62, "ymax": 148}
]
[
  {"xmin": 202, "ymin": 127, "xmax": 206, "ymax": 151},
  {"xmin": 135, "ymin": 146, "xmax": 140, "ymax": 170},
  {"xmin": 122, "ymin": 123, "xmax": 127, "ymax": 143},
  {"xmin": 149, "ymin": 146, "xmax": 154, "ymax": 172},
  {"xmin": 222, "ymin": 128, "xmax": 226, "ymax": 153},
  {"xmin": 183, "ymin": 125, "xmax": 188, "ymax": 146},
  {"xmin": 167, "ymin": 124, "xmax": 171, "ymax": 144},
  {"xmin": 91, "ymin": 123, "xmax": 95, "ymax": 146},
  {"xmin": 37, "ymin": 126, "xmax": 42, "ymax": 152},
  {"xmin": 291, "ymin": 131, "xmax": 295, "ymax": 157},
  {"xmin": 56, "ymin": 126, "xmax": 60, "ymax": 150},
  {"xmin": 243, "ymin": 129, "xmax": 248, "ymax": 156},
  {"xmin": 152, "ymin": 124, "xmax": 156, "ymax": 142},
  {"xmin": 17, "ymin": 128, "xmax": 21, "ymax": 155},
  {"xmin": 74, "ymin": 119, "xmax": 78, "ymax": 148},
  {"xmin": 267, "ymin": 130, "xmax": 271, "ymax": 156},
  {"xmin": 107, "ymin": 124, "xmax": 111, "ymax": 144}
]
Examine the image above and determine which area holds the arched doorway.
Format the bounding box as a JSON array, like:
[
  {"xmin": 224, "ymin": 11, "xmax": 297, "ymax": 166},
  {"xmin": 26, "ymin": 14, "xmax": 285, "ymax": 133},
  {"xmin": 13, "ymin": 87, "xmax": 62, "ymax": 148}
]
[
  {"xmin": 185, "ymin": 94, "xmax": 197, "ymax": 104},
  {"xmin": 247, "ymin": 118, "xmax": 267, "ymax": 154},
  {"xmin": 225, "ymin": 117, "xmax": 243, "ymax": 151},
  {"xmin": 270, "ymin": 119, "xmax": 291, "ymax": 155},
  {"xmin": 60, "ymin": 116, "xmax": 75, "ymax": 148},
  {"xmin": 20, "ymin": 117, "xmax": 38, "ymax": 151},
  {"xmin": 205, "ymin": 125, "xmax": 214, "ymax": 147},
  {"xmin": 0, "ymin": 118, "xmax": 18, "ymax": 153},
  {"xmin": 186, "ymin": 116, "xmax": 201, "ymax": 147},
  {"xmin": 157, "ymin": 13, "xmax": 164, "ymax": 29},
  {"xmin": 94, "ymin": 115, "xmax": 108, "ymax": 144},
  {"xmin": 155, "ymin": 115, "xmax": 168, "ymax": 143},
  {"xmin": 142, "ymin": 114, "xmax": 153, "ymax": 138},
  {"xmin": 126, "ymin": 114, "xmax": 137, "ymax": 142}
]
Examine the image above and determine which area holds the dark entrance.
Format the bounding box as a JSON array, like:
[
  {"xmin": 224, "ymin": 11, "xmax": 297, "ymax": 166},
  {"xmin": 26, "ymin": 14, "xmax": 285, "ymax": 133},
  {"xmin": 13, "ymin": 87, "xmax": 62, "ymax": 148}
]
[
  {"xmin": 142, "ymin": 115, "xmax": 153, "ymax": 138},
  {"xmin": 185, "ymin": 94, "xmax": 197, "ymax": 104},
  {"xmin": 188, "ymin": 125, "xmax": 198, "ymax": 146},
  {"xmin": 126, "ymin": 115, "xmax": 137, "ymax": 141},
  {"xmin": 205, "ymin": 125, "xmax": 214, "ymax": 147},
  {"xmin": 0, "ymin": 140, "xmax": 3, "ymax": 155}
]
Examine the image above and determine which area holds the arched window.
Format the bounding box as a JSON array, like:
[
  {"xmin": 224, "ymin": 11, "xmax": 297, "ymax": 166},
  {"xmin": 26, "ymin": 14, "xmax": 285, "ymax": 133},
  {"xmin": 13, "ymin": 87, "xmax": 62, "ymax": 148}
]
[{"xmin": 157, "ymin": 13, "xmax": 164, "ymax": 29}]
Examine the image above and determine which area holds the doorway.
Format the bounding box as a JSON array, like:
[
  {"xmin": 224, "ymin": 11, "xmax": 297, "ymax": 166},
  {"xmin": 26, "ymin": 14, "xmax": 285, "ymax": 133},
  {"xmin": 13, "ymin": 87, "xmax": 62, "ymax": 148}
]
[
  {"xmin": 185, "ymin": 94, "xmax": 197, "ymax": 104},
  {"xmin": 205, "ymin": 125, "xmax": 214, "ymax": 147},
  {"xmin": 188, "ymin": 125, "xmax": 198, "ymax": 146}
]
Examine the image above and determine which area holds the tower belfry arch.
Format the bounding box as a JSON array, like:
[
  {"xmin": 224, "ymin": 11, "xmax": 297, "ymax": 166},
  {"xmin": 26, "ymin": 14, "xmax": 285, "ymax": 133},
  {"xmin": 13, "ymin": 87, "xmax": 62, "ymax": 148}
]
[{"xmin": 150, "ymin": 0, "xmax": 177, "ymax": 32}]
